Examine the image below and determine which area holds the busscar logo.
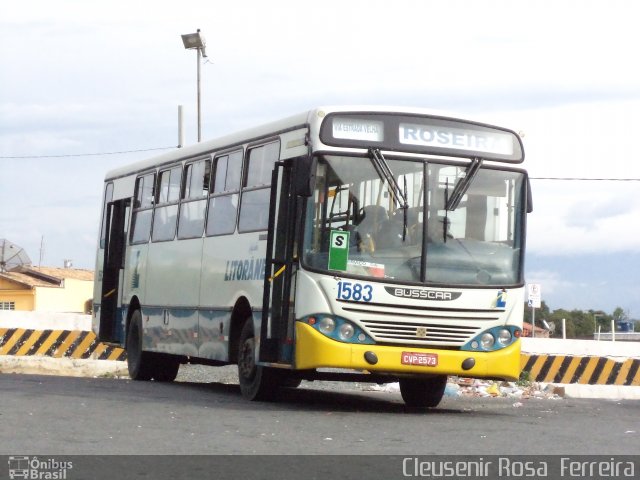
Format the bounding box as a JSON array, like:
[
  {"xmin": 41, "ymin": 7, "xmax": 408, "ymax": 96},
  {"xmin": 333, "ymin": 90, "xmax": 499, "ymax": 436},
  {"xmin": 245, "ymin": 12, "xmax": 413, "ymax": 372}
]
[
  {"xmin": 386, "ymin": 286, "xmax": 461, "ymax": 301},
  {"xmin": 8, "ymin": 456, "xmax": 73, "ymax": 480}
]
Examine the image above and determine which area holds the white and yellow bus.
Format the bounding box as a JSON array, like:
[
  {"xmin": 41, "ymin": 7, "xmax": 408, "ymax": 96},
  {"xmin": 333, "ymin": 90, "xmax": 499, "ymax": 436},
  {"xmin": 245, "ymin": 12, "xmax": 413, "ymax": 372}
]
[{"xmin": 93, "ymin": 106, "xmax": 530, "ymax": 408}]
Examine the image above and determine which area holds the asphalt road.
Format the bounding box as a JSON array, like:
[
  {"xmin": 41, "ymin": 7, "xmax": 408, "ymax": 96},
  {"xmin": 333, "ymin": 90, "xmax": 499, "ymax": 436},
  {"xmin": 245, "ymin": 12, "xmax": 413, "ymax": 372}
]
[{"xmin": 1, "ymin": 370, "xmax": 639, "ymax": 458}]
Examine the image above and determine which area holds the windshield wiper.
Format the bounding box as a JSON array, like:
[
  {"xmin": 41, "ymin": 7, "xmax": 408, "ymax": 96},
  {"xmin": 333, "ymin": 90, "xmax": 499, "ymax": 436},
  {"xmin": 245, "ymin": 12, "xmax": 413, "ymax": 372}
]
[
  {"xmin": 368, "ymin": 148, "xmax": 409, "ymax": 241},
  {"xmin": 445, "ymin": 157, "xmax": 483, "ymax": 211}
]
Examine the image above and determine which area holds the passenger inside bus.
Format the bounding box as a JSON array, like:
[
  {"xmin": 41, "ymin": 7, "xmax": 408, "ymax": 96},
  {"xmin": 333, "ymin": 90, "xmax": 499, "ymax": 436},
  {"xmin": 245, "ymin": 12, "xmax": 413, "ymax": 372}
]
[{"xmin": 355, "ymin": 205, "xmax": 387, "ymax": 251}]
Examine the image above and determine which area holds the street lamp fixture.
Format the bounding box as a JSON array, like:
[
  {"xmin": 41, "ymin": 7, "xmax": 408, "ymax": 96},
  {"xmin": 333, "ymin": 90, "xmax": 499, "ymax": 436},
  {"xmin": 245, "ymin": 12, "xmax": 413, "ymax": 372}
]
[
  {"xmin": 181, "ymin": 29, "xmax": 207, "ymax": 142},
  {"xmin": 181, "ymin": 31, "xmax": 207, "ymax": 55}
]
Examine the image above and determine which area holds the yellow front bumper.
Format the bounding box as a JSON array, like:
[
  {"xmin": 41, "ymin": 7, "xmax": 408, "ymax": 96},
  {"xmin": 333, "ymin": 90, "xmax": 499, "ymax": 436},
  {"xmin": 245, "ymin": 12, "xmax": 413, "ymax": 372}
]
[{"xmin": 294, "ymin": 322, "xmax": 521, "ymax": 380}]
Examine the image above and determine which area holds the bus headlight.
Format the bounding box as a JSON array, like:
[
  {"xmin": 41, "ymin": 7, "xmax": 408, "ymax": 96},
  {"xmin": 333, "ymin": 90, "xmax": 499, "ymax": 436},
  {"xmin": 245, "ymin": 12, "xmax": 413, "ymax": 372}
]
[
  {"xmin": 318, "ymin": 317, "xmax": 336, "ymax": 334},
  {"xmin": 461, "ymin": 326, "xmax": 522, "ymax": 351},
  {"xmin": 300, "ymin": 315, "xmax": 375, "ymax": 345},
  {"xmin": 497, "ymin": 328, "xmax": 512, "ymax": 346},
  {"xmin": 480, "ymin": 333, "xmax": 495, "ymax": 349},
  {"xmin": 338, "ymin": 323, "xmax": 355, "ymax": 340}
]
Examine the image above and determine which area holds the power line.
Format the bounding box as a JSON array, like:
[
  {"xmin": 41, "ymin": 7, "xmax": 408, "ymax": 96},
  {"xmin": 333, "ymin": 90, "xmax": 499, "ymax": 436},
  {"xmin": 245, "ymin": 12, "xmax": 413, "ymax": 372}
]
[
  {"xmin": 530, "ymin": 177, "xmax": 640, "ymax": 181},
  {"xmin": 0, "ymin": 146, "xmax": 176, "ymax": 159},
  {"xmin": 2, "ymin": 148, "xmax": 640, "ymax": 183}
]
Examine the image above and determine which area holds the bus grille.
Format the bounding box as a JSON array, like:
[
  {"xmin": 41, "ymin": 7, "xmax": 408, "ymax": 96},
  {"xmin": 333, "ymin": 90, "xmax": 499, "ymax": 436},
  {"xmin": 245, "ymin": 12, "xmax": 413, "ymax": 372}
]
[
  {"xmin": 359, "ymin": 318, "xmax": 480, "ymax": 346},
  {"xmin": 339, "ymin": 302, "xmax": 500, "ymax": 346}
]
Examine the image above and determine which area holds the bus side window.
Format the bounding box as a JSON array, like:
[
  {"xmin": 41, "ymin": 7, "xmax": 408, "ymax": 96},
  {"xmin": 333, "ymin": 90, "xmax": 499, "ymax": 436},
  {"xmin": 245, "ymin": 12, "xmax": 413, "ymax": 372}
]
[
  {"xmin": 238, "ymin": 141, "xmax": 280, "ymax": 232},
  {"xmin": 207, "ymin": 150, "xmax": 242, "ymax": 236},
  {"xmin": 130, "ymin": 173, "xmax": 155, "ymax": 244},
  {"xmin": 178, "ymin": 159, "xmax": 210, "ymax": 239},
  {"xmin": 152, "ymin": 166, "xmax": 181, "ymax": 242},
  {"xmin": 100, "ymin": 182, "xmax": 114, "ymax": 249}
]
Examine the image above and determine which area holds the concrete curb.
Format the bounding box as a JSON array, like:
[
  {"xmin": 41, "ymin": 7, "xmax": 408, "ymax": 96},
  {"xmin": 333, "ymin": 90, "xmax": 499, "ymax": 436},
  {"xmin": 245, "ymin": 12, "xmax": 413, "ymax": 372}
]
[
  {"xmin": 562, "ymin": 383, "xmax": 640, "ymax": 400},
  {"xmin": 0, "ymin": 355, "xmax": 127, "ymax": 377}
]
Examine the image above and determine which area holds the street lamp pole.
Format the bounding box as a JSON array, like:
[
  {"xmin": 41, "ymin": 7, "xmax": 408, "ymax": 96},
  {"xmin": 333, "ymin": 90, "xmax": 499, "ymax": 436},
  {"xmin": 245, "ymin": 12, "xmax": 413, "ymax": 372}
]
[{"xmin": 181, "ymin": 29, "xmax": 207, "ymax": 143}]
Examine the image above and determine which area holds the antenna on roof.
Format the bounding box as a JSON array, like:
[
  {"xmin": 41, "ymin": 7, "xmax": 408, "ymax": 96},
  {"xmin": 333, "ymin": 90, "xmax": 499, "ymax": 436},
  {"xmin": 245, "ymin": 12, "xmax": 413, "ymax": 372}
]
[{"xmin": 39, "ymin": 235, "xmax": 44, "ymax": 267}]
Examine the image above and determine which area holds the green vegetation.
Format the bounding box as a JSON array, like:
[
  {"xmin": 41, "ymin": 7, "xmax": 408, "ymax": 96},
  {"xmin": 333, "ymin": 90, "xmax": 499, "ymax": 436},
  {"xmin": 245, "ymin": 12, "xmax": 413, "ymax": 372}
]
[
  {"xmin": 523, "ymin": 302, "xmax": 636, "ymax": 339},
  {"xmin": 517, "ymin": 370, "xmax": 532, "ymax": 386}
]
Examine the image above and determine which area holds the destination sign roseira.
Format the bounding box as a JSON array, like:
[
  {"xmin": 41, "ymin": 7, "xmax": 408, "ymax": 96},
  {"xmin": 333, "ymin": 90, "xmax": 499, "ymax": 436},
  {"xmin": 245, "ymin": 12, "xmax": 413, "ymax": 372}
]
[
  {"xmin": 324, "ymin": 114, "xmax": 521, "ymax": 162},
  {"xmin": 399, "ymin": 122, "xmax": 514, "ymax": 156}
]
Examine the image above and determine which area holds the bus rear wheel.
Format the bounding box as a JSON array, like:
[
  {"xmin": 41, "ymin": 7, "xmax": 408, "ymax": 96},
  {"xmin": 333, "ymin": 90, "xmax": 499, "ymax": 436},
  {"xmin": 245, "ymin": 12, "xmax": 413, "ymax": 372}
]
[
  {"xmin": 237, "ymin": 319, "xmax": 280, "ymax": 401},
  {"xmin": 152, "ymin": 354, "xmax": 180, "ymax": 382},
  {"xmin": 399, "ymin": 375, "xmax": 448, "ymax": 408},
  {"xmin": 126, "ymin": 310, "xmax": 153, "ymax": 381}
]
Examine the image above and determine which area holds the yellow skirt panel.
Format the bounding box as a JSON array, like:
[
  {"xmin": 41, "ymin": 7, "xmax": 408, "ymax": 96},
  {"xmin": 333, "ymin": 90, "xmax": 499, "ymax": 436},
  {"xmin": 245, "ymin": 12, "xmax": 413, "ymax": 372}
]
[{"xmin": 294, "ymin": 322, "xmax": 521, "ymax": 380}]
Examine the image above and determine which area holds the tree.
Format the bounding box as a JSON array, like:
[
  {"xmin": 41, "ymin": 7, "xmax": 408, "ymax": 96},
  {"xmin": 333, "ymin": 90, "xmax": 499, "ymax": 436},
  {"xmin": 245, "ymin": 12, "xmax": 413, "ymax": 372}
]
[
  {"xmin": 523, "ymin": 300, "xmax": 550, "ymax": 324},
  {"xmin": 548, "ymin": 308, "xmax": 575, "ymax": 338},
  {"xmin": 519, "ymin": 301, "xmax": 638, "ymax": 338}
]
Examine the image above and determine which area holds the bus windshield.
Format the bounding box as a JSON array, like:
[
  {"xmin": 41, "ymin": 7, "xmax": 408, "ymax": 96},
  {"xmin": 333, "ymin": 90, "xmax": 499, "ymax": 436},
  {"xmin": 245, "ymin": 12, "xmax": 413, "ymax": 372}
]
[{"xmin": 302, "ymin": 154, "xmax": 525, "ymax": 286}]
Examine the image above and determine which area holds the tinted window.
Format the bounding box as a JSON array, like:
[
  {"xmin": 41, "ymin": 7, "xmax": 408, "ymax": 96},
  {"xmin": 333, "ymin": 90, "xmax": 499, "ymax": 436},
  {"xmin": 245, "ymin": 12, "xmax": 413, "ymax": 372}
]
[
  {"xmin": 239, "ymin": 141, "xmax": 279, "ymax": 232},
  {"xmin": 184, "ymin": 160, "xmax": 210, "ymax": 199},
  {"xmin": 134, "ymin": 173, "xmax": 155, "ymax": 209},
  {"xmin": 178, "ymin": 159, "xmax": 210, "ymax": 239},
  {"xmin": 131, "ymin": 210, "xmax": 153, "ymax": 244},
  {"xmin": 212, "ymin": 150, "xmax": 243, "ymax": 193},
  {"xmin": 244, "ymin": 142, "xmax": 279, "ymax": 187},
  {"xmin": 212, "ymin": 156, "xmax": 228, "ymax": 193},
  {"xmin": 157, "ymin": 166, "xmax": 182, "ymax": 204},
  {"xmin": 179, "ymin": 200, "xmax": 207, "ymax": 238},
  {"xmin": 130, "ymin": 173, "xmax": 155, "ymax": 244},
  {"xmin": 152, "ymin": 166, "xmax": 182, "ymax": 242},
  {"xmin": 152, "ymin": 205, "xmax": 178, "ymax": 242},
  {"xmin": 206, "ymin": 194, "xmax": 238, "ymax": 236},
  {"xmin": 206, "ymin": 150, "xmax": 242, "ymax": 236},
  {"xmin": 238, "ymin": 189, "xmax": 271, "ymax": 232}
]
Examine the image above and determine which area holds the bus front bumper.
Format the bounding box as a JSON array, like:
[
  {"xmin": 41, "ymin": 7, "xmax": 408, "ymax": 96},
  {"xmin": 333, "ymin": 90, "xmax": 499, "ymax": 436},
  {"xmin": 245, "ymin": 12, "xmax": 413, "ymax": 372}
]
[{"xmin": 294, "ymin": 322, "xmax": 521, "ymax": 381}]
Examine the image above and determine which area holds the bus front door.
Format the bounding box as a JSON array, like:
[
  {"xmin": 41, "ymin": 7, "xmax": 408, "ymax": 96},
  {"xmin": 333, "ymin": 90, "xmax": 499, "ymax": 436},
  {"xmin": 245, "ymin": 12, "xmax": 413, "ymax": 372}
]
[
  {"xmin": 261, "ymin": 157, "xmax": 306, "ymax": 363},
  {"xmin": 99, "ymin": 198, "xmax": 129, "ymax": 344}
]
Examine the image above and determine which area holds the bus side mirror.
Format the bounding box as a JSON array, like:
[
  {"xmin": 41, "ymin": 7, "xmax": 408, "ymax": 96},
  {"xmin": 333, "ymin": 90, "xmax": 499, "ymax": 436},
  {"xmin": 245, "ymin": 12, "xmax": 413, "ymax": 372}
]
[{"xmin": 294, "ymin": 156, "xmax": 317, "ymax": 197}]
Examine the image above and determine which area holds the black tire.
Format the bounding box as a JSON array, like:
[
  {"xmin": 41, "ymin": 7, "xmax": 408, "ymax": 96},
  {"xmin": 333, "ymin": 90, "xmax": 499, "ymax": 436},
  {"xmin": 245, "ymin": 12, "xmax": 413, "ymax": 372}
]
[
  {"xmin": 399, "ymin": 375, "xmax": 448, "ymax": 408},
  {"xmin": 280, "ymin": 375, "xmax": 302, "ymax": 389},
  {"xmin": 126, "ymin": 310, "xmax": 153, "ymax": 381},
  {"xmin": 152, "ymin": 354, "xmax": 180, "ymax": 382},
  {"xmin": 237, "ymin": 319, "xmax": 280, "ymax": 401}
]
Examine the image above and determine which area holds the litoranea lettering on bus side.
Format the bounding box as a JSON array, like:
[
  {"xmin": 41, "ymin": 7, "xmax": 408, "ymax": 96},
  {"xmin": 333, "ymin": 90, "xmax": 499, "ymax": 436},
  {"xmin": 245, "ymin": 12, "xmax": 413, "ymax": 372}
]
[{"xmin": 223, "ymin": 258, "xmax": 266, "ymax": 281}]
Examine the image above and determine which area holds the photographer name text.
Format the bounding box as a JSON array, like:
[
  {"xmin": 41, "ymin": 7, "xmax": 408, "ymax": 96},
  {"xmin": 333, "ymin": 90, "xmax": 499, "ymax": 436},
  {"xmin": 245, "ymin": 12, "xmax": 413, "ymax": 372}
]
[{"xmin": 402, "ymin": 457, "xmax": 635, "ymax": 478}]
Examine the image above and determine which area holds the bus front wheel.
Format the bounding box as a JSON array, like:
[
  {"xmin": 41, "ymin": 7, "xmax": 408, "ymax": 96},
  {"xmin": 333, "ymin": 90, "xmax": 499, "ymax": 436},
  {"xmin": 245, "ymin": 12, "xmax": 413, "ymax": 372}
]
[
  {"xmin": 399, "ymin": 375, "xmax": 448, "ymax": 408},
  {"xmin": 237, "ymin": 319, "xmax": 280, "ymax": 401}
]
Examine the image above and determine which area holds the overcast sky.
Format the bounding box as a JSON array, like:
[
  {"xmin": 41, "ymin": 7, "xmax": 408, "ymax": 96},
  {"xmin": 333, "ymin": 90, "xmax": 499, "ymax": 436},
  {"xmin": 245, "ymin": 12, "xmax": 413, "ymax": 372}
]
[{"xmin": 1, "ymin": 0, "xmax": 639, "ymax": 316}]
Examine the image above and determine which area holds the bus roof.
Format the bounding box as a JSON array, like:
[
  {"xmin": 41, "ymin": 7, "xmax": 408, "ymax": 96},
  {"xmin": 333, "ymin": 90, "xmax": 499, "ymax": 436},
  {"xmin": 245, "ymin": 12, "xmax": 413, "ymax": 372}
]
[
  {"xmin": 105, "ymin": 109, "xmax": 313, "ymax": 181},
  {"xmin": 104, "ymin": 105, "xmax": 520, "ymax": 180}
]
